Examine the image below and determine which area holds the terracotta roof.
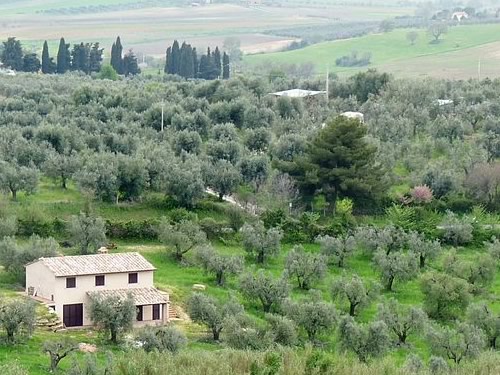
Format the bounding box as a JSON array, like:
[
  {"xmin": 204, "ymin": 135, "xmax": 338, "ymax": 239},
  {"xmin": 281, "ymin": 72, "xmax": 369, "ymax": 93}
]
[
  {"xmin": 35, "ymin": 252, "xmax": 156, "ymax": 277},
  {"xmin": 88, "ymin": 287, "xmax": 168, "ymax": 305}
]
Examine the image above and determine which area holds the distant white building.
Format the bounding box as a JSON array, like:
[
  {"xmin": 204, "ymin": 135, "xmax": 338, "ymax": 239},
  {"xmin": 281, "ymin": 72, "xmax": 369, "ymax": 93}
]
[
  {"xmin": 341, "ymin": 111, "xmax": 365, "ymax": 122},
  {"xmin": 451, "ymin": 11, "xmax": 469, "ymax": 21},
  {"xmin": 436, "ymin": 99, "xmax": 454, "ymax": 106},
  {"xmin": 269, "ymin": 89, "xmax": 326, "ymax": 98}
]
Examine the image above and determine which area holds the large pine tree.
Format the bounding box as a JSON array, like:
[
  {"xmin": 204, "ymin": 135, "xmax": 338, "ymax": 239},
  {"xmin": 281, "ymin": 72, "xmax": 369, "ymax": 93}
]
[
  {"xmin": 123, "ymin": 49, "xmax": 140, "ymax": 76},
  {"xmin": 278, "ymin": 116, "xmax": 385, "ymax": 211},
  {"xmin": 56, "ymin": 38, "xmax": 70, "ymax": 74},
  {"xmin": 222, "ymin": 52, "xmax": 230, "ymax": 79},
  {"xmin": 1, "ymin": 37, "xmax": 24, "ymax": 71}
]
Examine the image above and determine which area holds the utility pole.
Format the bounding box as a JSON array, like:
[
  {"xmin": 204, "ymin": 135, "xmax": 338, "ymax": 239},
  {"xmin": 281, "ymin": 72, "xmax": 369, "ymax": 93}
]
[
  {"xmin": 325, "ymin": 65, "xmax": 330, "ymax": 102},
  {"xmin": 161, "ymin": 101, "xmax": 164, "ymax": 132}
]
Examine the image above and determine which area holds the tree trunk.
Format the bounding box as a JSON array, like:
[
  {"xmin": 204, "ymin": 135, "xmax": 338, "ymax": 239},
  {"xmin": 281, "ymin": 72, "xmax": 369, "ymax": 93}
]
[
  {"xmin": 420, "ymin": 254, "xmax": 425, "ymax": 269},
  {"xmin": 212, "ymin": 328, "xmax": 221, "ymax": 341},
  {"xmin": 50, "ymin": 355, "xmax": 60, "ymax": 373},
  {"xmin": 257, "ymin": 252, "xmax": 264, "ymax": 264},
  {"xmin": 218, "ymin": 193, "xmax": 224, "ymax": 201},
  {"xmin": 491, "ymin": 336, "xmax": 497, "ymax": 349},
  {"xmin": 11, "ymin": 189, "xmax": 17, "ymax": 201},
  {"xmin": 386, "ymin": 275, "xmax": 395, "ymax": 291},
  {"xmin": 349, "ymin": 302, "xmax": 357, "ymax": 317},
  {"xmin": 111, "ymin": 329, "xmax": 117, "ymax": 343},
  {"xmin": 216, "ymin": 271, "xmax": 224, "ymax": 286},
  {"xmin": 262, "ymin": 301, "xmax": 271, "ymax": 313},
  {"xmin": 398, "ymin": 332, "xmax": 407, "ymax": 344},
  {"xmin": 62, "ymin": 176, "xmax": 67, "ymax": 189}
]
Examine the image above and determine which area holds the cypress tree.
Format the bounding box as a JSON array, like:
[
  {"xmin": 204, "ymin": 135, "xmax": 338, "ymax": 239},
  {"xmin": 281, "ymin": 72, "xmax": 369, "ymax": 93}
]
[
  {"xmin": 192, "ymin": 47, "xmax": 198, "ymax": 78},
  {"xmin": 179, "ymin": 43, "xmax": 194, "ymax": 79},
  {"xmin": 165, "ymin": 46, "xmax": 172, "ymax": 74},
  {"xmin": 56, "ymin": 38, "xmax": 70, "ymax": 74},
  {"xmin": 89, "ymin": 42, "xmax": 103, "ymax": 73},
  {"xmin": 171, "ymin": 40, "xmax": 181, "ymax": 75},
  {"xmin": 198, "ymin": 54, "xmax": 208, "ymax": 80},
  {"xmin": 0, "ymin": 37, "xmax": 24, "ymax": 71},
  {"xmin": 222, "ymin": 52, "xmax": 230, "ymax": 79},
  {"xmin": 41, "ymin": 41, "xmax": 50, "ymax": 74},
  {"xmin": 213, "ymin": 46, "xmax": 222, "ymax": 78},
  {"xmin": 110, "ymin": 36, "xmax": 123, "ymax": 74}
]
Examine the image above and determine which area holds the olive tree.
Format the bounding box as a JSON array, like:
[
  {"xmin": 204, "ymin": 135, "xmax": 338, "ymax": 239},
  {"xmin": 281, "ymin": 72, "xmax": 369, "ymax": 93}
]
[
  {"xmin": 407, "ymin": 231, "xmax": 442, "ymax": 269},
  {"xmin": 43, "ymin": 338, "xmax": 78, "ymax": 372},
  {"xmin": 265, "ymin": 313, "xmax": 298, "ymax": 347},
  {"xmin": 87, "ymin": 293, "xmax": 135, "ymax": 343},
  {"xmin": 43, "ymin": 151, "xmax": 79, "ymax": 189},
  {"xmin": 338, "ymin": 315, "xmax": 390, "ymax": 363},
  {"xmin": 420, "ymin": 271, "xmax": 471, "ymax": 320},
  {"xmin": 376, "ymin": 298, "xmax": 427, "ymax": 345},
  {"xmin": 241, "ymin": 221, "xmax": 282, "ymax": 264},
  {"xmin": 0, "ymin": 162, "xmax": 38, "ymax": 201},
  {"xmin": 68, "ymin": 212, "xmax": 107, "ymax": 255},
  {"xmin": 196, "ymin": 246, "xmax": 243, "ymax": 286},
  {"xmin": 373, "ymin": 250, "xmax": 419, "ymax": 291},
  {"xmin": 187, "ymin": 293, "xmax": 243, "ymax": 341},
  {"xmin": 466, "ymin": 302, "xmax": 500, "ymax": 349},
  {"xmin": 240, "ymin": 270, "xmax": 289, "ymax": 312},
  {"xmin": 205, "ymin": 159, "xmax": 241, "ymax": 201},
  {"xmin": 0, "ymin": 298, "xmax": 36, "ymax": 343},
  {"xmin": 331, "ymin": 274, "xmax": 378, "ymax": 316},
  {"xmin": 0, "ymin": 235, "xmax": 59, "ymax": 283},
  {"xmin": 284, "ymin": 245, "xmax": 327, "ymax": 289},
  {"xmin": 283, "ymin": 291, "xmax": 337, "ymax": 342},
  {"xmin": 443, "ymin": 252, "xmax": 495, "ymax": 293},
  {"xmin": 426, "ymin": 322, "xmax": 485, "ymax": 364},
  {"xmin": 316, "ymin": 234, "xmax": 356, "ymax": 268},
  {"xmin": 157, "ymin": 218, "xmax": 207, "ymax": 262}
]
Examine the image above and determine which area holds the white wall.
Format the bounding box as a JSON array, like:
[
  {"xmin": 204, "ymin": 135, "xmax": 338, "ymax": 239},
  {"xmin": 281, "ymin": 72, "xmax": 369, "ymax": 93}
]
[{"xmin": 25, "ymin": 262, "xmax": 56, "ymax": 302}]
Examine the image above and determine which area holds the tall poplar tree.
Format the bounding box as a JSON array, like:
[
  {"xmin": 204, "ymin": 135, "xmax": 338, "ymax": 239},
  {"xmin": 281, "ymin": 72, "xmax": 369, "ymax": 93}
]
[
  {"xmin": 179, "ymin": 43, "xmax": 194, "ymax": 79},
  {"xmin": 123, "ymin": 49, "xmax": 140, "ymax": 76},
  {"xmin": 165, "ymin": 46, "xmax": 172, "ymax": 74}
]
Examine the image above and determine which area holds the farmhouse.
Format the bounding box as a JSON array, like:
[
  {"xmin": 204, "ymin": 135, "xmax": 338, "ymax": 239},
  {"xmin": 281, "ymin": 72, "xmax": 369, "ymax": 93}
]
[{"xmin": 26, "ymin": 252, "xmax": 169, "ymax": 328}]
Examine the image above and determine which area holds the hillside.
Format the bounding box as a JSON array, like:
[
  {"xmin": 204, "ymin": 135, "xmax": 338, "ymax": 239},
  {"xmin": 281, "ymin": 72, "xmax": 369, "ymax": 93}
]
[{"xmin": 245, "ymin": 23, "xmax": 500, "ymax": 79}]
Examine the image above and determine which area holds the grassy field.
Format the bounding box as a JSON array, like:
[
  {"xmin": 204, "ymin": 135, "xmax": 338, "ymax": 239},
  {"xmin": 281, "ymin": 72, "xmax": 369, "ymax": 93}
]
[
  {"xmin": 0, "ymin": 0, "xmax": 419, "ymax": 58},
  {"xmin": 245, "ymin": 23, "xmax": 500, "ymax": 79},
  {"xmin": 1, "ymin": 179, "xmax": 500, "ymax": 372}
]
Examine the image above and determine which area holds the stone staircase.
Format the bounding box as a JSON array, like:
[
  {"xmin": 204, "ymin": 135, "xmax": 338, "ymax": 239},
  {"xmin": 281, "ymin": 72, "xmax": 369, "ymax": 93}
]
[{"xmin": 36, "ymin": 305, "xmax": 64, "ymax": 331}]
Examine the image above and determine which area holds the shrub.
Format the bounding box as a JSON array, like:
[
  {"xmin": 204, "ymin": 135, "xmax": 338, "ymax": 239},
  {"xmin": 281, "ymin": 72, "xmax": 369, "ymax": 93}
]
[
  {"xmin": 336, "ymin": 51, "xmax": 372, "ymax": 67},
  {"xmin": 136, "ymin": 326, "xmax": 187, "ymax": 354}
]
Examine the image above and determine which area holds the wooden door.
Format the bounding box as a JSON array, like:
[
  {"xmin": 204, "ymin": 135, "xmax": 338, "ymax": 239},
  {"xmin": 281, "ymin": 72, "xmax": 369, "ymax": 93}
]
[{"xmin": 63, "ymin": 303, "xmax": 83, "ymax": 327}]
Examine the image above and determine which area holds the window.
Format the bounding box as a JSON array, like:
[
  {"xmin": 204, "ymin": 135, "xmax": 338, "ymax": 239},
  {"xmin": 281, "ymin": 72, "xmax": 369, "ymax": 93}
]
[
  {"xmin": 152, "ymin": 304, "xmax": 160, "ymax": 320},
  {"xmin": 95, "ymin": 275, "xmax": 105, "ymax": 286},
  {"xmin": 66, "ymin": 277, "xmax": 76, "ymax": 288},
  {"xmin": 136, "ymin": 306, "xmax": 143, "ymax": 322},
  {"xmin": 128, "ymin": 273, "xmax": 138, "ymax": 284}
]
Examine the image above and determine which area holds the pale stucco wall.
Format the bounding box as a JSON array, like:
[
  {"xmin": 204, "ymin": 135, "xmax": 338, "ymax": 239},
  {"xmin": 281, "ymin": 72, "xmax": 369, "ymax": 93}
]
[{"xmin": 25, "ymin": 261, "xmax": 56, "ymax": 302}]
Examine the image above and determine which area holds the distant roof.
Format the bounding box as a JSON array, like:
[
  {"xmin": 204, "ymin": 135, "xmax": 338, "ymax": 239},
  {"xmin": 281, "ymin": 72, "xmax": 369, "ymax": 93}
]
[
  {"xmin": 436, "ymin": 99, "xmax": 454, "ymax": 106},
  {"xmin": 88, "ymin": 287, "xmax": 168, "ymax": 305},
  {"xmin": 269, "ymin": 89, "xmax": 326, "ymax": 98},
  {"xmin": 32, "ymin": 252, "xmax": 156, "ymax": 277}
]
